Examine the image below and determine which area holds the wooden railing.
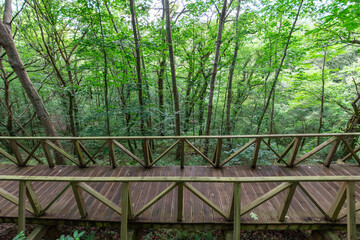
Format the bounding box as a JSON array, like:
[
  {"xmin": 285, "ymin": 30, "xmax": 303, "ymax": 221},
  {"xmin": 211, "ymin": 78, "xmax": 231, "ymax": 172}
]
[
  {"xmin": 1, "ymin": 133, "xmax": 360, "ymax": 168},
  {"xmin": 0, "ymin": 175, "xmax": 358, "ymax": 239}
]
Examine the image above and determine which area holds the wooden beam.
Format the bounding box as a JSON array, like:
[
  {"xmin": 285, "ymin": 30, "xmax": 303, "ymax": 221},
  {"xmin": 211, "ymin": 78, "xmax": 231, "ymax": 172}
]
[
  {"xmin": 177, "ymin": 182, "xmax": 183, "ymax": 222},
  {"xmin": 185, "ymin": 139, "xmax": 214, "ymax": 167},
  {"xmin": 45, "ymin": 140, "xmax": 80, "ymax": 166},
  {"xmin": 324, "ymin": 138, "xmax": 340, "ymax": 167},
  {"xmin": 233, "ymin": 183, "xmax": 241, "ymax": 240},
  {"xmin": 18, "ymin": 141, "xmax": 42, "ymax": 165},
  {"xmin": 184, "ymin": 182, "xmax": 228, "ymax": 218},
  {"xmin": 0, "ymin": 146, "xmax": 17, "ymax": 164},
  {"xmin": 113, "ymin": 140, "xmax": 144, "ymax": 167},
  {"xmin": 341, "ymin": 138, "xmax": 360, "ymax": 165},
  {"xmin": 25, "ymin": 182, "xmax": 42, "ymax": 216},
  {"xmin": 71, "ymin": 183, "xmax": 87, "ymax": 218},
  {"xmin": 9, "ymin": 140, "xmax": 24, "ymax": 166},
  {"xmin": 276, "ymin": 138, "xmax": 295, "ymax": 163},
  {"xmin": 180, "ymin": 139, "xmax": 185, "ymax": 169},
  {"xmin": 213, "ymin": 138, "xmax": 222, "ymax": 168},
  {"xmin": 18, "ymin": 181, "xmax": 26, "ymax": 233},
  {"xmin": 41, "ymin": 140, "xmax": 54, "ymax": 167},
  {"xmin": 0, "ymin": 186, "xmax": 34, "ymax": 214},
  {"xmin": 78, "ymin": 182, "xmax": 122, "ymax": 215},
  {"xmin": 79, "ymin": 141, "xmax": 97, "ymax": 165},
  {"xmin": 328, "ymin": 182, "xmax": 347, "ymax": 221},
  {"xmin": 26, "ymin": 225, "xmax": 49, "ymax": 240},
  {"xmin": 150, "ymin": 140, "xmax": 180, "ymax": 167},
  {"xmin": 294, "ymin": 137, "xmax": 337, "ymax": 166},
  {"xmin": 347, "ymin": 182, "xmax": 356, "ymax": 240},
  {"xmin": 241, "ymin": 182, "xmax": 292, "ymax": 216},
  {"xmin": 121, "ymin": 182, "xmax": 129, "ymax": 240},
  {"xmin": 73, "ymin": 140, "xmax": 86, "ymax": 168},
  {"xmin": 288, "ymin": 137, "xmax": 302, "ymax": 167},
  {"xmin": 41, "ymin": 183, "xmax": 71, "ymax": 214},
  {"xmin": 108, "ymin": 140, "xmax": 117, "ymax": 168},
  {"xmin": 221, "ymin": 138, "xmax": 256, "ymax": 167},
  {"xmin": 298, "ymin": 183, "xmax": 330, "ymax": 220},
  {"xmin": 251, "ymin": 138, "xmax": 261, "ymax": 168},
  {"xmin": 278, "ymin": 183, "xmax": 297, "ymax": 221},
  {"xmin": 261, "ymin": 139, "xmax": 287, "ymax": 166},
  {"xmin": 132, "ymin": 182, "xmax": 177, "ymax": 219}
]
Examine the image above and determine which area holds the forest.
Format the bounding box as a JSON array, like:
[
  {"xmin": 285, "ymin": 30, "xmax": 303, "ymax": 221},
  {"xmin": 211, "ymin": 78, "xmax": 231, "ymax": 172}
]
[{"xmin": 0, "ymin": 0, "xmax": 359, "ymax": 142}]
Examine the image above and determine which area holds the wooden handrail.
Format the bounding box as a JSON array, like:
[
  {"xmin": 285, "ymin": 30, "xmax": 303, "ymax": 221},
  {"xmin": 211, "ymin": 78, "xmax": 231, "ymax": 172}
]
[{"xmin": 5, "ymin": 175, "xmax": 358, "ymax": 239}]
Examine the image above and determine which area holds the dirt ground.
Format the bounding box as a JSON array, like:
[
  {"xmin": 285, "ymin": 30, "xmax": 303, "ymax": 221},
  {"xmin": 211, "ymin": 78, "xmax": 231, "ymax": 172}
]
[{"xmin": 0, "ymin": 223, "xmax": 349, "ymax": 240}]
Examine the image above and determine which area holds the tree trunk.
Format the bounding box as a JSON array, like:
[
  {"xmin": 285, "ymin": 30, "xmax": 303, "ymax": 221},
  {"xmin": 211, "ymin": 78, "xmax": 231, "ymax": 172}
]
[
  {"xmin": 225, "ymin": 0, "xmax": 241, "ymax": 137},
  {"xmin": 256, "ymin": 0, "xmax": 304, "ymax": 134},
  {"xmin": 164, "ymin": 0, "xmax": 181, "ymax": 137},
  {"xmin": 129, "ymin": 0, "xmax": 145, "ymax": 135},
  {"xmin": 317, "ymin": 48, "xmax": 326, "ymax": 145},
  {"xmin": 0, "ymin": 0, "xmax": 65, "ymax": 164},
  {"xmin": 204, "ymin": 0, "xmax": 228, "ymax": 154}
]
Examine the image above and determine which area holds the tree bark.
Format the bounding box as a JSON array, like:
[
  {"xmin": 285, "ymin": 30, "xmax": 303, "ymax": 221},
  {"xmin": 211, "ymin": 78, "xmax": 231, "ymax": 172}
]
[
  {"xmin": 317, "ymin": 48, "xmax": 327, "ymax": 145},
  {"xmin": 0, "ymin": 0, "xmax": 65, "ymax": 164},
  {"xmin": 204, "ymin": 0, "xmax": 228, "ymax": 154},
  {"xmin": 225, "ymin": 0, "xmax": 241, "ymax": 136},
  {"xmin": 164, "ymin": 0, "xmax": 181, "ymax": 137},
  {"xmin": 129, "ymin": 0, "xmax": 145, "ymax": 135},
  {"xmin": 256, "ymin": 0, "xmax": 304, "ymax": 134}
]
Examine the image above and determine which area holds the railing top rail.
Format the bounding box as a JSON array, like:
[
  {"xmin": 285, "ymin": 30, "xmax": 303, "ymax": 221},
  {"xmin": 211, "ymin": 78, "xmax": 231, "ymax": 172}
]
[
  {"xmin": 1, "ymin": 175, "xmax": 359, "ymax": 183},
  {"xmin": 0, "ymin": 133, "xmax": 359, "ymax": 140}
]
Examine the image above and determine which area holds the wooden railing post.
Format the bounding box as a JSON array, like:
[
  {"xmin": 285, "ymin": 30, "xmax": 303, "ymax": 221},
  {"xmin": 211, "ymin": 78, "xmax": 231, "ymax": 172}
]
[
  {"xmin": 71, "ymin": 182, "xmax": 87, "ymax": 218},
  {"xmin": 142, "ymin": 140, "xmax": 152, "ymax": 168},
  {"xmin": 177, "ymin": 182, "xmax": 183, "ymax": 222},
  {"xmin": 233, "ymin": 183, "xmax": 241, "ymax": 240},
  {"xmin": 41, "ymin": 140, "xmax": 54, "ymax": 168},
  {"xmin": 251, "ymin": 138, "xmax": 261, "ymax": 169},
  {"xmin": 18, "ymin": 181, "xmax": 26, "ymax": 233},
  {"xmin": 180, "ymin": 139, "xmax": 185, "ymax": 169},
  {"xmin": 213, "ymin": 138, "xmax": 222, "ymax": 168},
  {"xmin": 121, "ymin": 182, "xmax": 129, "ymax": 240},
  {"xmin": 324, "ymin": 137, "xmax": 340, "ymax": 167},
  {"xmin": 9, "ymin": 140, "xmax": 24, "ymax": 166},
  {"xmin": 347, "ymin": 182, "xmax": 356, "ymax": 240},
  {"xmin": 288, "ymin": 137, "xmax": 302, "ymax": 167},
  {"xmin": 73, "ymin": 140, "xmax": 86, "ymax": 168},
  {"xmin": 108, "ymin": 140, "xmax": 117, "ymax": 168},
  {"xmin": 278, "ymin": 182, "xmax": 297, "ymax": 221}
]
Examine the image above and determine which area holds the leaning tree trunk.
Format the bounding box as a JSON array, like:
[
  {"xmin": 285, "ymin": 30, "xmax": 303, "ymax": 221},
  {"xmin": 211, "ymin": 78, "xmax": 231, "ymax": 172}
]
[
  {"xmin": 0, "ymin": 0, "xmax": 65, "ymax": 164},
  {"xmin": 204, "ymin": 0, "xmax": 228, "ymax": 154},
  {"xmin": 256, "ymin": 0, "xmax": 304, "ymax": 134}
]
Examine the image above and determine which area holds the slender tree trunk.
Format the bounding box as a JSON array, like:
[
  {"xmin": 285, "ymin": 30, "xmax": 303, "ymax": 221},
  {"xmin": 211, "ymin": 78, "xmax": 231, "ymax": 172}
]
[
  {"xmin": 317, "ymin": 48, "xmax": 327, "ymax": 145},
  {"xmin": 129, "ymin": 0, "xmax": 145, "ymax": 135},
  {"xmin": 225, "ymin": 0, "xmax": 241, "ymax": 137},
  {"xmin": 256, "ymin": 0, "xmax": 304, "ymax": 134},
  {"xmin": 204, "ymin": 0, "xmax": 228, "ymax": 154},
  {"xmin": 164, "ymin": 0, "xmax": 181, "ymax": 137},
  {"xmin": 158, "ymin": 58, "xmax": 166, "ymax": 136},
  {"xmin": 0, "ymin": 0, "xmax": 65, "ymax": 164}
]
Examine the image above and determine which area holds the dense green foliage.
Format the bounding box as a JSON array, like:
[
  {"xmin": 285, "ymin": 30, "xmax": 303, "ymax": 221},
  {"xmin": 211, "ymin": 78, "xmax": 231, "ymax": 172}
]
[{"xmin": 0, "ymin": 0, "xmax": 359, "ymax": 138}]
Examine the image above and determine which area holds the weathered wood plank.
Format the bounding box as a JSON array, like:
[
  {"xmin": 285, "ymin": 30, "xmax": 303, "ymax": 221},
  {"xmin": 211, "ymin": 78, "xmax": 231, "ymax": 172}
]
[
  {"xmin": 177, "ymin": 182, "xmax": 183, "ymax": 222},
  {"xmin": 294, "ymin": 137, "xmax": 337, "ymax": 166},
  {"xmin": 324, "ymin": 138, "xmax": 340, "ymax": 167},
  {"xmin": 9, "ymin": 140, "xmax": 24, "ymax": 166},
  {"xmin": 251, "ymin": 138, "xmax": 261, "ymax": 169},
  {"xmin": 78, "ymin": 182, "xmax": 122, "ymax": 215},
  {"xmin": 328, "ymin": 182, "xmax": 347, "ymax": 221},
  {"xmin": 113, "ymin": 140, "xmax": 144, "ymax": 167},
  {"xmin": 347, "ymin": 182, "xmax": 356, "ymax": 240},
  {"xmin": 26, "ymin": 225, "xmax": 49, "ymax": 240},
  {"xmin": 221, "ymin": 138, "xmax": 256, "ymax": 167},
  {"xmin": 121, "ymin": 182, "xmax": 129, "ymax": 240},
  {"xmin": 25, "ymin": 182, "xmax": 42, "ymax": 216},
  {"xmin": 241, "ymin": 182, "xmax": 292, "ymax": 216},
  {"xmin": 278, "ymin": 183, "xmax": 297, "ymax": 221},
  {"xmin": 71, "ymin": 182, "xmax": 87, "ymax": 218},
  {"xmin": 73, "ymin": 140, "xmax": 86, "ymax": 168},
  {"xmin": 288, "ymin": 137, "xmax": 302, "ymax": 167},
  {"xmin": 18, "ymin": 141, "xmax": 42, "ymax": 165},
  {"xmin": 233, "ymin": 183, "xmax": 241, "ymax": 240},
  {"xmin": 150, "ymin": 140, "xmax": 180, "ymax": 167},
  {"xmin": 108, "ymin": 140, "xmax": 117, "ymax": 168},
  {"xmin": 18, "ymin": 181, "xmax": 26, "ymax": 233},
  {"xmin": 185, "ymin": 139, "xmax": 214, "ymax": 166},
  {"xmin": 132, "ymin": 182, "xmax": 177, "ymax": 219},
  {"xmin": 341, "ymin": 138, "xmax": 360, "ymax": 165},
  {"xmin": 213, "ymin": 138, "xmax": 222, "ymax": 168},
  {"xmin": 0, "ymin": 146, "xmax": 17, "ymax": 164},
  {"xmin": 184, "ymin": 182, "xmax": 228, "ymax": 219},
  {"xmin": 41, "ymin": 183, "xmax": 71, "ymax": 215},
  {"xmin": 298, "ymin": 183, "xmax": 330, "ymax": 220}
]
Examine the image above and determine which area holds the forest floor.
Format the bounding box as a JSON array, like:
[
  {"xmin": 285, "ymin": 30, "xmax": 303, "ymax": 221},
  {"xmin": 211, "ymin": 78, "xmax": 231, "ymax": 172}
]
[{"xmin": 0, "ymin": 223, "xmax": 350, "ymax": 240}]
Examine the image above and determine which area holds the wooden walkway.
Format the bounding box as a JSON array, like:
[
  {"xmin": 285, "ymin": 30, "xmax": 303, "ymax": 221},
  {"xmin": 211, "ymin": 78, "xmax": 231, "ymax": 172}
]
[{"xmin": 0, "ymin": 164, "xmax": 359, "ymax": 230}]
